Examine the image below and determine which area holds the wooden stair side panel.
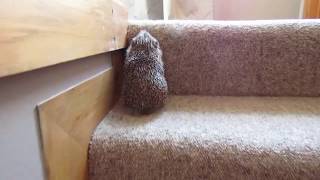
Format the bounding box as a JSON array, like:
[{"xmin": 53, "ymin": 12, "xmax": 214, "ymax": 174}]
[{"xmin": 37, "ymin": 68, "xmax": 116, "ymax": 180}]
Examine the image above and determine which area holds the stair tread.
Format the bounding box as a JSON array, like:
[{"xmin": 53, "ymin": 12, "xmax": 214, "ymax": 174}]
[{"xmin": 89, "ymin": 96, "xmax": 320, "ymax": 180}]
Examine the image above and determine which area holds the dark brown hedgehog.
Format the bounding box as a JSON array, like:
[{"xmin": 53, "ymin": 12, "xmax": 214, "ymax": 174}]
[{"xmin": 122, "ymin": 30, "xmax": 168, "ymax": 114}]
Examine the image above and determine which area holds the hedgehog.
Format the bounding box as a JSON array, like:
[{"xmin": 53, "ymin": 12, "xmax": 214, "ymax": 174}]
[{"xmin": 122, "ymin": 30, "xmax": 168, "ymax": 114}]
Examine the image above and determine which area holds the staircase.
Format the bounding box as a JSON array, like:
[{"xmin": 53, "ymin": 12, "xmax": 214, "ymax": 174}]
[{"xmin": 88, "ymin": 20, "xmax": 320, "ymax": 180}]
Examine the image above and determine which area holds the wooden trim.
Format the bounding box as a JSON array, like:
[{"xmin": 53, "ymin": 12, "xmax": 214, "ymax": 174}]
[
  {"xmin": 304, "ymin": 0, "xmax": 320, "ymax": 18},
  {"xmin": 0, "ymin": 0, "xmax": 128, "ymax": 78},
  {"xmin": 37, "ymin": 68, "xmax": 117, "ymax": 180}
]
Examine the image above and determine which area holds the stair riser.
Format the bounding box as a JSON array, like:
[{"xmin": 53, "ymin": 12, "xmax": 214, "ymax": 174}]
[{"xmin": 128, "ymin": 20, "xmax": 320, "ymax": 96}]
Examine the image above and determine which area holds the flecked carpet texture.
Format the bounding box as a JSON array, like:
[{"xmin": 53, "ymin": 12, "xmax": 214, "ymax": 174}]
[
  {"xmin": 89, "ymin": 20, "xmax": 320, "ymax": 180},
  {"xmin": 128, "ymin": 20, "xmax": 320, "ymax": 96},
  {"xmin": 89, "ymin": 96, "xmax": 320, "ymax": 180}
]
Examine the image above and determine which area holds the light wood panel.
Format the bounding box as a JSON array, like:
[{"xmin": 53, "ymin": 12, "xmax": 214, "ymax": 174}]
[
  {"xmin": 0, "ymin": 0, "xmax": 128, "ymax": 78},
  {"xmin": 304, "ymin": 0, "xmax": 320, "ymax": 18},
  {"xmin": 37, "ymin": 68, "xmax": 116, "ymax": 180}
]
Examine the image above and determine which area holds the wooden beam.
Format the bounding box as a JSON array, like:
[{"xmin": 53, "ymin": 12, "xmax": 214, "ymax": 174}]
[
  {"xmin": 0, "ymin": 0, "xmax": 128, "ymax": 78},
  {"xmin": 37, "ymin": 68, "xmax": 117, "ymax": 180}
]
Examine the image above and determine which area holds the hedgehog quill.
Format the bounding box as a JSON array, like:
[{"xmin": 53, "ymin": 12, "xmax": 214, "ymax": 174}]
[{"xmin": 122, "ymin": 30, "xmax": 168, "ymax": 114}]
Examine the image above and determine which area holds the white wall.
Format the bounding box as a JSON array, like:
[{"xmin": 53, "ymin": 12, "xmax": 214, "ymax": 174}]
[
  {"xmin": 121, "ymin": 0, "xmax": 163, "ymax": 19},
  {"xmin": 163, "ymin": 0, "xmax": 302, "ymax": 20},
  {"xmin": 213, "ymin": 0, "xmax": 302, "ymax": 20},
  {"xmin": 0, "ymin": 54, "xmax": 112, "ymax": 180},
  {"xmin": 164, "ymin": 0, "xmax": 214, "ymax": 20}
]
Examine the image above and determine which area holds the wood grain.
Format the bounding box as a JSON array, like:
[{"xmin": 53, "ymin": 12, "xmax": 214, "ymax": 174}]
[
  {"xmin": 304, "ymin": 0, "xmax": 320, "ymax": 18},
  {"xmin": 37, "ymin": 68, "xmax": 116, "ymax": 180},
  {"xmin": 0, "ymin": 0, "xmax": 128, "ymax": 78}
]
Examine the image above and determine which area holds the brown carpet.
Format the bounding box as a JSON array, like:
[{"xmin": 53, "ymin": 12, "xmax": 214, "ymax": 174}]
[
  {"xmin": 128, "ymin": 20, "xmax": 320, "ymax": 96},
  {"xmin": 89, "ymin": 20, "xmax": 320, "ymax": 179},
  {"xmin": 89, "ymin": 96, "xmax": 320, "ymax": 180}
]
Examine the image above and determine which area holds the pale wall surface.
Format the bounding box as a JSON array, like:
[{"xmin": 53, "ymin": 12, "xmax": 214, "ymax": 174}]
[
  {"xmin": 163, "ymin": 0, "xmax": 302, "ymax": 20},
  {"xmin": 121, "ymin": 0, "xmax": 163, "ymax": 19},
  {"xmin": 213, "ymin": 0, "xmax": 302, "ymax": 20},
  {"xmin": 0, "ymin": 54, "xmax": 112, "ymax": 180}
]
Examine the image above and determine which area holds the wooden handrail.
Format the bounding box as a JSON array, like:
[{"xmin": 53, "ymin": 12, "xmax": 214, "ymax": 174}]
[{"xmin": 0, "ymin": 0, "xmax": 128, "ymax": 78}]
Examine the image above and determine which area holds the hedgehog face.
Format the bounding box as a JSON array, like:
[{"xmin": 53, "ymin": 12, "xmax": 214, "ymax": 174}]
[{"xmin": 129, "ymin": 30, "xmax": 160, "ymax": 53}]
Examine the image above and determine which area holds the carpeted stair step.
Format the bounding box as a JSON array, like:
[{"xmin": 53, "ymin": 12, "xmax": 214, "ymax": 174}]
[
  {"xmin": 88, "ymin": 20, "xmax": 320, "ymax": 180},
  {"xmin": 128, "ymin": 20, "xmax": 320, "ymax": 96},
  {"xmin": 89, "ymin": 96, "xmax": 320, "ymax": 180}
]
